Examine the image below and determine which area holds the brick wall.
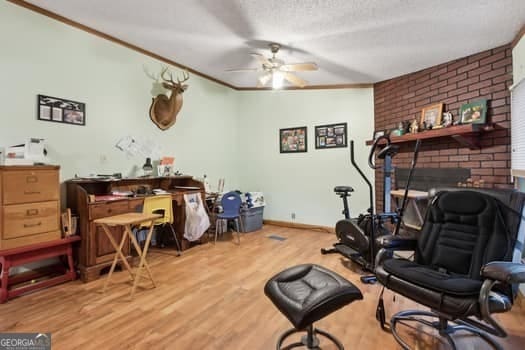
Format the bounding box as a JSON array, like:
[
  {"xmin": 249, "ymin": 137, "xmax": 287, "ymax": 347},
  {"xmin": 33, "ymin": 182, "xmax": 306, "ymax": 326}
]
[{"xmin": 373, "ymin": 44, "xmax": 513, "ymax": 210}]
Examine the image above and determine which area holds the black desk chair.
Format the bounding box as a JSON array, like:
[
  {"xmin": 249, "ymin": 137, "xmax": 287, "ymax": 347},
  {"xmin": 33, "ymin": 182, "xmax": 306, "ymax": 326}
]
[{"xmin": 375, "ymin": 188, "xmax": 525, "ymax": 350}]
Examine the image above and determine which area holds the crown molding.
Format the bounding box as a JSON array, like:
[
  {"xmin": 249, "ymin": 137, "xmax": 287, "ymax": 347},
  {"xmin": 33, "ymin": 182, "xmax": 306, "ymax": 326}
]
[
  {"xmin": 237, "ymin": 83, "xmax": 373, "ymax": 91},
  {"xmin": 7, "ymin": 0, "xmax": 376, "ymax": 92},
  {"xmin": 512, "ymin": 24, "xmax": 525, "ymax": 49}
]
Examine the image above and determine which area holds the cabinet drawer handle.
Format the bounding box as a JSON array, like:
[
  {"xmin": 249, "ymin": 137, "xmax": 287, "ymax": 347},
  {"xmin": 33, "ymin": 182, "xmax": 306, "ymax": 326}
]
[
  {"xmin": 26, "ymin": 209, "xmax": 39, "ymax": 216},
  {"xmin": 24, "ymin": 191, "xmax": 41, "ymax": 195},
  {"xmin": 24, "ymin": 222, "xmax": 42, "ymax": 228},
  {"xmin": 26, "ymin": 176, "xmax": 38, "ymax": 183}
]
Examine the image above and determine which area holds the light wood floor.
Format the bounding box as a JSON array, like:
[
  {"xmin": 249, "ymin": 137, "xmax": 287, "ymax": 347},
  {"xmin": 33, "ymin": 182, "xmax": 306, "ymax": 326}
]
[{"xmin": 0, "ymin": 225, "xmax": 524, "ymax": 349}]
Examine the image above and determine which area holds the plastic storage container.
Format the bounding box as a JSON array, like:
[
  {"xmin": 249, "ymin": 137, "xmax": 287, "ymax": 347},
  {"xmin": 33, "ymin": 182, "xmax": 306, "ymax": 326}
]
[{"xmin": 240, "ymin": 206, "xmax": 264, "ymax": 232}]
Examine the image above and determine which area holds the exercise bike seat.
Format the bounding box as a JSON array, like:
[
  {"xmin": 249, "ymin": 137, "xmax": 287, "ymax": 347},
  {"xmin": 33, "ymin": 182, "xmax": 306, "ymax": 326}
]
[{"xmin": 334, "ymin": 186, "xmax": 354, "ymax": 195}]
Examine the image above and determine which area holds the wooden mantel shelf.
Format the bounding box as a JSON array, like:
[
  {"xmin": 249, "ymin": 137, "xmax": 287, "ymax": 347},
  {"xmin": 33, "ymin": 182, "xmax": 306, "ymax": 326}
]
[{"xmin": 366, "ymin": 123, "xmax": 494, "ymax": 149}]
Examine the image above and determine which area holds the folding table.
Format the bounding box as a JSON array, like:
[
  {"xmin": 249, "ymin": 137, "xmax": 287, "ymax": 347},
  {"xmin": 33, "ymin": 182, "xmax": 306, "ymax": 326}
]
[{"xmin": 94, "ymin": 212, "xmax": 161, "ymax": 298}]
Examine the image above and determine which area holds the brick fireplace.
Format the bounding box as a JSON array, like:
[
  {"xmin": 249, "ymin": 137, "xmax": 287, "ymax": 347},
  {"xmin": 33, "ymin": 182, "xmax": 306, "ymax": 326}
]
[{"xmin": 373, "ymin": 44, "xmax": 513, "ymax": 210}]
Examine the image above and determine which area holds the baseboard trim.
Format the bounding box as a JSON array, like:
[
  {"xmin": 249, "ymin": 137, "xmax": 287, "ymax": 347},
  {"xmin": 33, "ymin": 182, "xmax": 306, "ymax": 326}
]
[{"xmin": 263, "ymin": 220, "xmax": 334, "ymax": 233}]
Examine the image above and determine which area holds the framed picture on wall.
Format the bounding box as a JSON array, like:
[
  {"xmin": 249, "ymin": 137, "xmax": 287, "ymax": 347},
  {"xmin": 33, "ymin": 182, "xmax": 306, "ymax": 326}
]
[
  {"xmin": 315, "ymin": 122, "xmax": 347, "ymax": 149},
  {"xmin": 280, "ymin": 126, "xmax": 307, "ymax": 153},
  {"xmin": 37, "ymin": 95, "xmax": 86, "ymax": 126},
  {"xmin": 459, "ymin": 99, "xmax": 487, "ymax": 124}
]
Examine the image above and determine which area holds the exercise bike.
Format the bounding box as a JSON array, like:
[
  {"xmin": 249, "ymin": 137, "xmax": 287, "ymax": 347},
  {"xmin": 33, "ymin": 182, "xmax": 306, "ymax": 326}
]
[{"xmin": 321, "ymin": 136, "xmax": 421, "ymax": 283}]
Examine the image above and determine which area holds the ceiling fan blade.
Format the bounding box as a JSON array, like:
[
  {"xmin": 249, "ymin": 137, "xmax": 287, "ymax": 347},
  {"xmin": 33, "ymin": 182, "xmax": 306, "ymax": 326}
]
[
  {"xmin": 250, "ymin": 52, "xmax": 271, "ymax": 66},
  {"xmin": 257, "ymin": 72, "xmax": 272, "ymax": 87},
  {"xmin": 225, "ymin": 68, "xmax": 259, "ymax": 72},
  {"xmin": 282, "ymin": 72, "xmax": 307, "ymax": 88},
  {"xmin": 280, "ymin": 62, "xmax": 318, "ymax": 72}
]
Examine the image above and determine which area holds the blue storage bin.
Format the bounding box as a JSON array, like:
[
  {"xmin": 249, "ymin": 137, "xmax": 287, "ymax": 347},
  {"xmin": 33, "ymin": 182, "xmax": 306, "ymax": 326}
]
[{"xmin": 240, "ymin": 206, "xmax": 264, "ymax": 232}]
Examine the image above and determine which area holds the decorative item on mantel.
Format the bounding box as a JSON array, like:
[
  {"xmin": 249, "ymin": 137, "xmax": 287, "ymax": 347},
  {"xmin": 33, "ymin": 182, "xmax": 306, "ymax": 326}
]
[
  {"xmin": 442, "ymin": 111, "xmax": 454, "ymax": 127},
  {"xmin": 459, "ymin": 99, "xmax": 487, "ymax": 125},
  {"xmin": 420, "ymin": 103, "xmax": 443, "ymax": 130},
  {"xmin": 146, "ymin": 66, "xmax": 190, "ymax": 130},
  {"xmin": 409, "ymin": 119, "xmax": 419, "ymax": 134}
]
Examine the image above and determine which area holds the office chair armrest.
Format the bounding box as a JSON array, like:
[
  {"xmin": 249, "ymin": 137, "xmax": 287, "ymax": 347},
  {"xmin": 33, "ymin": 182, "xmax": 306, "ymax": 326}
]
[
  {"xmin": 374, "ymin": 235, "xmax": 418, "ymax": 268},
  {"xmin": 481, "ymin": 261, "xmax": 525, "ymax": 284},
  {"xmin": 376, "ymin": 234, "xmax": 418, "ymax": 251}
]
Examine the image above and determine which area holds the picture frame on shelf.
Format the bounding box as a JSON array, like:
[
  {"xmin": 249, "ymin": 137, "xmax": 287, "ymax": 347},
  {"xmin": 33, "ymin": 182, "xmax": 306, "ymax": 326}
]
[
  {"xmin": 38, "ymin": 94, "xmax": 86, "ymax": 126},
  {"xmin": 459, "ymin": 99, "xmax": 487, "ymax": 125},
  {"xmin": 315, "ymin": 122, "xmax": 347, "ymax": 149},
  {"xmin": 420, "ymin": 103, "xmax": 443, "ymax": 129},
  {"xmin": 280, "ymin": 126, "xmax": 307, "ymax": 153}
]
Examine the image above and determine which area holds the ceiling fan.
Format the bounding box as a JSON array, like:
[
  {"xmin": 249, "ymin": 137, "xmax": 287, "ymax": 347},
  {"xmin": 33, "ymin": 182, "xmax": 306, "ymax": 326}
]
[{"xmin": 227, "ymin": 43, "xmax": 318, "ymax": 89}]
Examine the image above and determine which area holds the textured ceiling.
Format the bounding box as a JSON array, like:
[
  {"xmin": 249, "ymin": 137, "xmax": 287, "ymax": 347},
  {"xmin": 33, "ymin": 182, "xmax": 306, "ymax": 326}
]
[{"xmin": 19, "ymin": 0, "xmax": 525, "ymax": 88}]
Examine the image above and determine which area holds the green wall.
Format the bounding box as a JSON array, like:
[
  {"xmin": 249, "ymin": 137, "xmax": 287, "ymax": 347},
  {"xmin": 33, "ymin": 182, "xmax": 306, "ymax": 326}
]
[
  {"xmin": 0, "ymin": 1, "xmax": 240, "ymax": 189},
  {"xmin": 0, "ymin": 1, "xmax": 374, "ymax": 227},
  {"xmin": 238, "ymin": 89, "xmax": 374, "ymax": 226}
]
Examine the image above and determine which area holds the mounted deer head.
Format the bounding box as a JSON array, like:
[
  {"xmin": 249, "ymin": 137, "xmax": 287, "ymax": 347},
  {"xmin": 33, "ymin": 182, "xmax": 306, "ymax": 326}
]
[{"xmin": 148, "ymin": 67, "xmax": 189, "ymax": 130}]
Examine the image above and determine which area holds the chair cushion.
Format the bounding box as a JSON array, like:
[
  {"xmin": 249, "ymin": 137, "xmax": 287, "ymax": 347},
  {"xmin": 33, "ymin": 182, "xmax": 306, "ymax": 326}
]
[
  {"xmin": 264, "ymin": 264, "xmax": 362, "ymax": 330},
  {"xmin": 376, "ymin": 264, "xmax": 512, "ymax": 317},
  {"xmin": 383, "ymin": 259, "xmax": 483, "ymax": 297},
  {"xmin": 216, "ymin": 213, "xmax": 239, "ymax": 219}
]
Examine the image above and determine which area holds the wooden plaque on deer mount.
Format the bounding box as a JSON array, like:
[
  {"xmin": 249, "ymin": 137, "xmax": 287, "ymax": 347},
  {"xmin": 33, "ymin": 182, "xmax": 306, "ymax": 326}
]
[{"xmin": 149, "ymin": 68, "xmax": 189, "ymax": 130}]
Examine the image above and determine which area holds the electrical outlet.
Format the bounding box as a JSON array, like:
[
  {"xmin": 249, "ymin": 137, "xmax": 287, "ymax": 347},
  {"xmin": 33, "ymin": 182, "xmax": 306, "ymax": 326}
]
[{"xmin": 291, "ymin": 212, "xmax": 296, "ymax": 220}]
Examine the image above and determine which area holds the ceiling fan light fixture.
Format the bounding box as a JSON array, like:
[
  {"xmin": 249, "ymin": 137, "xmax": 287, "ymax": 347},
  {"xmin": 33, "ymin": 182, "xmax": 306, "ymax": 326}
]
[
  {"xmin": 228, "ymin": 42, "xmax": 318, "ymax": 88},
  {"xmin": 272, "ymin": 71, "xmax": 284, "ymax": 89}
]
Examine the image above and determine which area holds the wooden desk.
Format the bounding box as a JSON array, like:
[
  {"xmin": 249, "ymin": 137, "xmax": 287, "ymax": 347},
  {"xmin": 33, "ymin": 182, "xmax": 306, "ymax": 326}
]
[
  {"xmin": 94, "ymin": 212, "xmax": 161, "ymax": 298},
  {"xmin": 390, "ymin": 190, "xmax": 428, "ymax": 230},
  {"xmin": 66, "ymin": 176, "xmax": 205, "ymax": 282},
  {"xmin": 0, "ymin": 236, "xmax": 80, "ymax": 303}
]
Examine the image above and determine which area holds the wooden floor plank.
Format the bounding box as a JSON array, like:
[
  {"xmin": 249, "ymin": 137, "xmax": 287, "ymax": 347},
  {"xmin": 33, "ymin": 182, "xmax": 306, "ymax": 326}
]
[{"xmin": 0, "ymin": 225, "xmax": 524, "ymax": 349}]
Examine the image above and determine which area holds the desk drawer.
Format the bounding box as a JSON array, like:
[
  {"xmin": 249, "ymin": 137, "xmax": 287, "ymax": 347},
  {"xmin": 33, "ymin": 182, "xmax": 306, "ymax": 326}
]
[
  {"xmin": 2, "ymin": 201, "xmax": 59, "ymax": 239},
  {"xmin": 89, "ymin": 201, "xmax": 130, "ymax": 220},
  {"xmin": 2, "ymin": 170, "xmax": 59, "ymax": 205},
  {"xmin": 128, "ymin": 198, "xmax": 144, "ymax": 212}
]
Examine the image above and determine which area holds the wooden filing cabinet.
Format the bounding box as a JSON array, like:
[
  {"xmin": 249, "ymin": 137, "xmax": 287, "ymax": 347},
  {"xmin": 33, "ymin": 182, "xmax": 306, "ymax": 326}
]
[{"xmin": 0, "ymin": 166, "xmax": 61, "ymax": 250}]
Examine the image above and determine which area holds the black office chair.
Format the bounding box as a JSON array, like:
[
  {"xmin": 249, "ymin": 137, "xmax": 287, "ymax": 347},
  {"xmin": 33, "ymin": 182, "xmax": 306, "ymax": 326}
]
[{"xmin": 374, "ymin": 188, "xmax": 525, "ymax": 350}]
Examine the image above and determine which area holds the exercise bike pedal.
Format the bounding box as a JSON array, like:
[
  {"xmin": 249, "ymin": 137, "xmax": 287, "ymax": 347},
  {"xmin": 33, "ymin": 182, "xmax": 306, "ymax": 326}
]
[
  {"xmin": 333, "ymin": 243, "xmax": 359, "ymax": 257},
  {"xmin": 320, "ymin": 247, "xmax": 337, "ymax": 255},
  {"xmin": 360, "ymin": 275, "xmax": 377, "ymax": 284}
]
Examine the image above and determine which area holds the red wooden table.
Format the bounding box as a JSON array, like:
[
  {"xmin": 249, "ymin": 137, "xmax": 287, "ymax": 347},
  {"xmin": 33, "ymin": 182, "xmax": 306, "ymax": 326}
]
[{"xmin": 0, "ymin": 236, "xmax": 80, "ymax": 303}]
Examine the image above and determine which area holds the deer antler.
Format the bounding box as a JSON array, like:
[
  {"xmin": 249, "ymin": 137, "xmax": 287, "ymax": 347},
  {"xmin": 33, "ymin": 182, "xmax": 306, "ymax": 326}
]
[
  {"xmin": 161, "ymin": 67, "xmax": 177, "ymax": 85},
  {"xmin": 143, "ymin": 65, "xmax": 161, "ymax": 81},
  {"xmin": 177, "ymin": 70, "xmax": 190, "ymax": 85}
]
